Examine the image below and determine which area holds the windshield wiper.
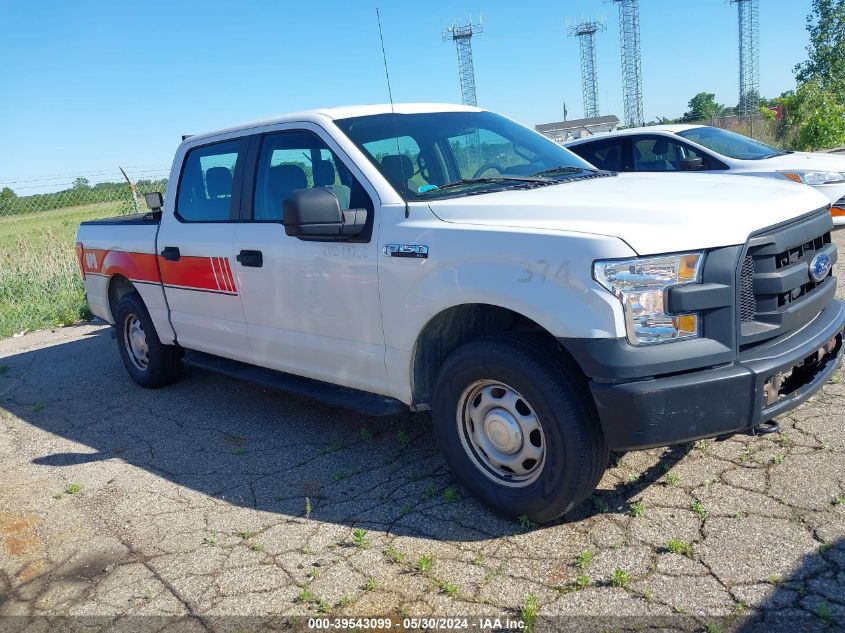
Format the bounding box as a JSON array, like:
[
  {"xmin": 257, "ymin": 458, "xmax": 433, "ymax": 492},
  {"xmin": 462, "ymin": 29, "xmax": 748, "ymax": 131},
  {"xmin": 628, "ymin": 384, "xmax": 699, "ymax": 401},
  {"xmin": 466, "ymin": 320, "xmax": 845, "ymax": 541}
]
[
  {"xmin": 419, "ymin": 175, "xmax": 550, "ymax": 195},
  {"xmin": 531, "ymin": 165, "xmax": 598, "ymax": 177}
]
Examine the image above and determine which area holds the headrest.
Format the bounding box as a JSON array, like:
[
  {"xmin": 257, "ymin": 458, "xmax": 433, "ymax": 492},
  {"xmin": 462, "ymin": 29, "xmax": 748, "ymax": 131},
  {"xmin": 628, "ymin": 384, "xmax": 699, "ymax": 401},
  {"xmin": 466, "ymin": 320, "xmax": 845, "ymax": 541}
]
[
  {"xmin": 313, "ymin": 159, "xmax": 336, "ymax": 187},
  {"xmin": 269, "ymin": 164, "xmax": 308, "ymax": 194},
  {"xmin": 652, "ymin": 138, "xmax": 669, "ymax": 155},
  {"xmin": 380, "ymin": 154, "xmax": 413, "ymax": 190},
  {"xmin": 205, "ymin": 167, "xmax": 232, "ymax": 198}
]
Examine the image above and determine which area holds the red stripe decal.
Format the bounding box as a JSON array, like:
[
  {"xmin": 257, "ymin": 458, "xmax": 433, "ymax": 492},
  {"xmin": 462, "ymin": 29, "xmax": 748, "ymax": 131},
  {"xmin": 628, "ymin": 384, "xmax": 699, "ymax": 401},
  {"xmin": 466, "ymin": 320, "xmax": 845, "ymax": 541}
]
[
  {"xmin": 82, "ymin": 249, "xmax": 160, "ymax": 283},
  {"xmin": 159, "ymin": 254, "xmax": 237, "ymax": 295}
]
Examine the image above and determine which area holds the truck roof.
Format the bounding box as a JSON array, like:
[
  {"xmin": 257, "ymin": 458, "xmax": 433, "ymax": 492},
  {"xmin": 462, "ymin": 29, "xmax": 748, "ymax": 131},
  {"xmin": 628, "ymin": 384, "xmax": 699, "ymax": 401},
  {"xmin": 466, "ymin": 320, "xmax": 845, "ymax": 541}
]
[{"xmin": 184, "ymin": 103, "xmax": 483, "ymax": 145}]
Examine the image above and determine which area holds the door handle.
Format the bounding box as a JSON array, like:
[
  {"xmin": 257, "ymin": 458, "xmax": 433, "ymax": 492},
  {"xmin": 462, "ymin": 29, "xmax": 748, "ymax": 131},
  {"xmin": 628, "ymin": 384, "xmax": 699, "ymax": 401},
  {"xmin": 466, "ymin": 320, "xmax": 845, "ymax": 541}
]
[
  {"xmin": 236, "ymin": 249, "xmax": 263, "ymax": 267},
  {"xmin": 160, "ymin": 246, "xmax": 181, "ymax": 262}
]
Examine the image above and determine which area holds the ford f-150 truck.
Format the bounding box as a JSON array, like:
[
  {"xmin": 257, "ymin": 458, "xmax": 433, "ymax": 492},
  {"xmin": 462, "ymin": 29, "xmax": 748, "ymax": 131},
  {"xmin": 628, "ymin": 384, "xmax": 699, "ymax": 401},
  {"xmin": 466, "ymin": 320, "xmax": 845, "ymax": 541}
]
[{"xmin": 76, "ymin": 104, "xmax": 845, "ymax": 522}]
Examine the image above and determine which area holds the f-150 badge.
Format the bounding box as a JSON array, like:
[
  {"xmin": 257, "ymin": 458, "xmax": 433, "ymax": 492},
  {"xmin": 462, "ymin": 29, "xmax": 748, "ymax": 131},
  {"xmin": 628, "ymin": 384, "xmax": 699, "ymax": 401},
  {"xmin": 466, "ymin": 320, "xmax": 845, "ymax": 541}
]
[{"xmin": 383, "ymin": 244, "xmax": 428, "ymax": 259}]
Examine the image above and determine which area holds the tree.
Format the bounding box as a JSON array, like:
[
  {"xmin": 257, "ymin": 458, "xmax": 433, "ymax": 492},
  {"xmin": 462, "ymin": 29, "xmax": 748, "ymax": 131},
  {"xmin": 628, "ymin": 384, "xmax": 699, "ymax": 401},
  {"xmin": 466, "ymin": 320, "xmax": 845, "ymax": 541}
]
[
  {"xmin": 72, "ymin": 177, "xmax": 90, "ymax": 190},
  {"xmin": 780, "ymin": 79, "xmax": 845, "ymax": 150},
  {"xmin": 795, "ymin": 0, "xmax": 845, "ymax": 93},
  {"xmin": 683, "ymin": 92, "xmax": 724, "ymax": 121},
  {"xmin": 0, "ymin": 187, "xmax": 16, "ymax": 200}
]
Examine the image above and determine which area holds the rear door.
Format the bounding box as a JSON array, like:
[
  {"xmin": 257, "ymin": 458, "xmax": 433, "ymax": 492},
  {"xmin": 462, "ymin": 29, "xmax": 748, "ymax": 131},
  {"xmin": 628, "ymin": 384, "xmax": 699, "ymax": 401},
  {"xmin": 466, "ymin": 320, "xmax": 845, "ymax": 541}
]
[
  {"xmin": 157, "ymin": 138, "xmax": 250, "ymax": 361},
  {"xmin": 232, "ymin": 124, "xmax": 387, "ymax": 394},
  {"xmin": 569, "ymin": 137, "xmax": 629, "ymax": 171}
]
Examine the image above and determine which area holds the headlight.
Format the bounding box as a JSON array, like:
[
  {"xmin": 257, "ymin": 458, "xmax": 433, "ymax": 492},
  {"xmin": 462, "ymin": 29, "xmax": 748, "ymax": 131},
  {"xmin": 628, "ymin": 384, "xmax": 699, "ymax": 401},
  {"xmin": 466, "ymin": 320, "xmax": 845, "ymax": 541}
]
[
  {"xmin": 780, "ymin": 170, "xmax": 845, "ymax": 185},
  {"xmin": 594, "ymin": 252, "xmax": 704, "ymax": 346}
]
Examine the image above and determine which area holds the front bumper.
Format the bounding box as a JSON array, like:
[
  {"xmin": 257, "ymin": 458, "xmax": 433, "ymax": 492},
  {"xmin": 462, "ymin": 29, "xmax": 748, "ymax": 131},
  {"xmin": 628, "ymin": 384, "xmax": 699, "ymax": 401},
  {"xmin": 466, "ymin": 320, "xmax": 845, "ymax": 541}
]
[{"xmin": 566, "ymin": 300, "xmax": 845, "ymax": 451}]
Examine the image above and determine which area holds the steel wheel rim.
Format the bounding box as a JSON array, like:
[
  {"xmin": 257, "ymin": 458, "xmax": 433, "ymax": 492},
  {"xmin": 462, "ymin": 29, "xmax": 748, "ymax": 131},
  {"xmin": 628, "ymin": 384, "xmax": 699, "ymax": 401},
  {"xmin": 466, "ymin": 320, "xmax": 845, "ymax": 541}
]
[
  {"xmin": 457, "ymin": 380, "xmax": 546, "ymax": 488},
  {"xmin": 123, "ymin": 314, "xmax": 149, "ymax": 371}
]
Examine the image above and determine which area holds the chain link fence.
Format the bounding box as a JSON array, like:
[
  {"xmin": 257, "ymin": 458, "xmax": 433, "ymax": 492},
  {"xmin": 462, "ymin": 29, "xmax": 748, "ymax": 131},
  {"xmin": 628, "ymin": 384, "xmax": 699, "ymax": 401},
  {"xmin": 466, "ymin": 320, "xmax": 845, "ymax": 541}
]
[{"xmin": 0, "ymin": 167, "xmax": 170, "ymax": 218}]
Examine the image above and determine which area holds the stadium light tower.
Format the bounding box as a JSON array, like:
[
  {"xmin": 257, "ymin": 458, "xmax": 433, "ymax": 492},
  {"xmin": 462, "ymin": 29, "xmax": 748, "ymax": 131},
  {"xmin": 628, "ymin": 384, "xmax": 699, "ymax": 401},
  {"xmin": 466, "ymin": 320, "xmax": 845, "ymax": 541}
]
[
  {"xmin": 442, "ymin": 17, "xmax": 484, "ymax": 106},
  {"xmin": 730, "ymin": 0, "xmax": 760, "ymax": 118},
  {"xmin": 567, "ymin": 19, "xmax": 606, "ymax": 118},
  {"xmin": 609, "ymin": 0, "xmax": 644, "ymax": 127}
]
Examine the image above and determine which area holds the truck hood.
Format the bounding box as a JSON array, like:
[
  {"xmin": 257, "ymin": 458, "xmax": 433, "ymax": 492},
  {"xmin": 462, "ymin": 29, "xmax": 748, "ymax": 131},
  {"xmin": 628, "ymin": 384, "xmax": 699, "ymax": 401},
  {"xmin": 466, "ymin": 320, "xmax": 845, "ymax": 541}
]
[{"xmin": 426, "ymin": 173, "xmax": 830, "ymax": 255}]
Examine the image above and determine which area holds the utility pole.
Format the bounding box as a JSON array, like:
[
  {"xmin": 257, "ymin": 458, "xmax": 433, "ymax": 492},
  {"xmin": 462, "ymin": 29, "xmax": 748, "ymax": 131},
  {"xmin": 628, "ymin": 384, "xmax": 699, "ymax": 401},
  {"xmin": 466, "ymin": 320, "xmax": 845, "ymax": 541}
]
[
  {"xmin": 609, "ymin": 0, "xmax": 644, "ymax": 127},
  {"xmin": 567, "ymin": 19, "xmax": 606, "ymax": 119}
]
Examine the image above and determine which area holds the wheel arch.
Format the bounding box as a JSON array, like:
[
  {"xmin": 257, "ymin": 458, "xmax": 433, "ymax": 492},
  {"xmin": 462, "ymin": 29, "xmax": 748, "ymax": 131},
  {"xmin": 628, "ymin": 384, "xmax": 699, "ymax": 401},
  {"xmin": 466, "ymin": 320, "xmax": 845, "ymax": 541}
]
[
  {"xmin": 409, "ymin": 303, "xmax": 579, "ymax": 410},
  {"xmin": 107, "ymin": 274, "xmax": 139, "ymax": 323}
]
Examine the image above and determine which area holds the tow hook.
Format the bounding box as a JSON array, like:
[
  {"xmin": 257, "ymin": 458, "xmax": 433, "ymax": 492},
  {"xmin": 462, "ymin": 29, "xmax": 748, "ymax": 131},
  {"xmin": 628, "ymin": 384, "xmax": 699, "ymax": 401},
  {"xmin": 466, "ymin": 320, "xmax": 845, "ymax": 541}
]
[{"xmin": 750, "ymin": 420, "xmax": 779, "ymax": 436}]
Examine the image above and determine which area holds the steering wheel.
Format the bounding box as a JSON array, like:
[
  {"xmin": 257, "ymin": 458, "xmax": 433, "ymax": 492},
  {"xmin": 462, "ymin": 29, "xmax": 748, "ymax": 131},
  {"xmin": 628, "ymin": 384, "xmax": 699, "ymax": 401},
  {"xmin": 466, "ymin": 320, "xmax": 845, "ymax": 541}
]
[{"xmin": 472, "ymin": 162, "xmax": 504, "ymax": 179}]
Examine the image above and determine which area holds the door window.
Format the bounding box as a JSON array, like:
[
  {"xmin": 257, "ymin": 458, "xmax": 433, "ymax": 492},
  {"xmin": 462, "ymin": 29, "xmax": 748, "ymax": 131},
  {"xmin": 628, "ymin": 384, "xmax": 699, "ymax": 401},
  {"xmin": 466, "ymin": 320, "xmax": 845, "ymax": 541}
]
[
  {"xmin": 571, "ymin": 139, "xmax": 624, "ymax": 171},
  {"xmin": 176, "ymin": 140, "xmax": 243, "ymax": 221},
  {"xmin": 253, "ymin": 131, "xmax": 369, "ymax": 221},
  {"xmin": 633, "ymin": 136, "xmax": 706, "ymax": 171}
]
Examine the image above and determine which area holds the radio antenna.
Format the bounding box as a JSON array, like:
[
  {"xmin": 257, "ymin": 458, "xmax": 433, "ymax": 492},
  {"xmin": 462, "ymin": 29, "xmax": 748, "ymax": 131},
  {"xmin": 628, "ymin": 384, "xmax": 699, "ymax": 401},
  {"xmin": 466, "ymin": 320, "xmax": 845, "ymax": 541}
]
[{"xmin": 376, "ymin": 7, "xmax": 410, "ymax": 217}]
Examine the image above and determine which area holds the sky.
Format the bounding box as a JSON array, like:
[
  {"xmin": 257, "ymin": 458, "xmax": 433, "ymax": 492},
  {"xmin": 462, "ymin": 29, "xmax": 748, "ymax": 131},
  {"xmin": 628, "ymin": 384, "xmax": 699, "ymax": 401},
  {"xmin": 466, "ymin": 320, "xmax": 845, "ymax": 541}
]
[{"xmin": 0, "ymin": 0, "xmax": 813, "ymax": 192}]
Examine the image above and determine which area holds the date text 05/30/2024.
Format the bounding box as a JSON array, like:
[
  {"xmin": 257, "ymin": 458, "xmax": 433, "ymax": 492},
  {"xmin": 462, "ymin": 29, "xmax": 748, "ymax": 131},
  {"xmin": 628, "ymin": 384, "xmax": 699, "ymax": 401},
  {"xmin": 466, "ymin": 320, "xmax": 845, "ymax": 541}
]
[{"xmin": 307, "ymin": 617, "xmax": 527, "ymax": 629}]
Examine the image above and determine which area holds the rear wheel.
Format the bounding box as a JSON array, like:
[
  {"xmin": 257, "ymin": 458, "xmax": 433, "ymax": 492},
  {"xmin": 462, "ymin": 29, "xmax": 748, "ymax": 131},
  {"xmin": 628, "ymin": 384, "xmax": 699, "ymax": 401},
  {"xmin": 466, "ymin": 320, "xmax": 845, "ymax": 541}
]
[
  {"xmin": 432, "ymin": 335, "xmax": 608, "ymax": 523},
  {"xmin": 114, "ymin": 293, "xmax": 182, "ymax": 388}
]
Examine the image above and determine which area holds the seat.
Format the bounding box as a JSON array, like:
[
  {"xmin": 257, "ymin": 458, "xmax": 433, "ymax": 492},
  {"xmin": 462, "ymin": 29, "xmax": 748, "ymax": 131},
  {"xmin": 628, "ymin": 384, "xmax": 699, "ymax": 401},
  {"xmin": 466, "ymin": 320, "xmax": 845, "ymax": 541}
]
[
  {"xmin": 203, "ymin": 166, "xmax": 233, "ymax": 220},
  {"xmin": 313, "ymin": 159, "xmax": 351, "ymax": 209},
  {"xmin": 380, "ymin": 155, "xmax": 414, "ymax": 196},
  {"xmin": 261, "ymin": 164, "xmax": 307, "ymax": 221}
]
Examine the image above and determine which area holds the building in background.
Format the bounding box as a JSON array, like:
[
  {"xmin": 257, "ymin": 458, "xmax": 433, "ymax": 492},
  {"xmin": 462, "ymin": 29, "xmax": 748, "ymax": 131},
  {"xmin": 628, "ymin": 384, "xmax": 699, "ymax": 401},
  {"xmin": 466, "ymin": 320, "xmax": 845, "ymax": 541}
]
[{"xmin": 535, "ymin": 115, "xmax": 620, "ymax": 144}]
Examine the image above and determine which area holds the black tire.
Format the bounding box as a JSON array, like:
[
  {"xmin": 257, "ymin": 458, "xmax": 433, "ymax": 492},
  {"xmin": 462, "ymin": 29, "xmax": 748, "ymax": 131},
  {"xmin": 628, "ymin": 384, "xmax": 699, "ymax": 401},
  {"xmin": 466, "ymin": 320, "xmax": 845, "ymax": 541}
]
[
  {"xmin": 431, "ymin": 335, "xmax": 609, "ymax": 523},
  {"xmin": 114, "ymin": 293, "xmax": 183, "ymax": 389}
]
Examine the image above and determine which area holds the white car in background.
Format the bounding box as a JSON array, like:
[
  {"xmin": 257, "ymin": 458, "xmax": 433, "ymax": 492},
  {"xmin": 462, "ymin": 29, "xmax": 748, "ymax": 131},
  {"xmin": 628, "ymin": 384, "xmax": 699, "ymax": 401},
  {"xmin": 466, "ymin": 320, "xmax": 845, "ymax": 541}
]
[{"xmin": 566, "ymin": 125, "xmax": 845, "ymax": 225}]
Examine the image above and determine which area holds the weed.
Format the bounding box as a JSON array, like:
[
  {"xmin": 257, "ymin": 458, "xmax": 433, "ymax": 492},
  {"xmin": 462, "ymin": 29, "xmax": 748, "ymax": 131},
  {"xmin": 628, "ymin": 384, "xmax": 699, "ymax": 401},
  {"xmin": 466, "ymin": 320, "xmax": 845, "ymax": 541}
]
[
  {"xmin": 520, "ymin": 594, "xmax": 539, "ymax": 631},
  {"xmin": 384, "ymin": 545, "xmax": 405, "ymax": 563},
  {"xmin": 64, "ymin": 483, "xmax": 82, "ymax": 495},
  {"xmin": 665, "ymin": 472, "xmax": 680, "ymax": 486},
  {"xmin": 308, "ymin": 568, "xmax": 318, "ymax": 581},
  {"xmin": 302, "ymin": 544, "xmax": 314, "ymax": 555},
  {"xmin": 610, "ymin": 568, "xmax": 631, "ymax": 588},
  {"xmin": 359, "ymin": 427, "xmax": 373, "ymax": 440},
  {"xmin": 471, "ymin": 554, "xmax": 483, "ymax": 566},
  {"xmin": 630, "ymin": 501, "xmax": 646, "ymax": 517},
  {"xmin": 815, "ymin": 601, "xmax": 832, "ymax": 621},
  {"xmin": 365, "ymin": 576, "xmax": 376, "ymax": 591},
  {"xmin": 518, "ymin": 514, "xmax": 537, "ymax": 529},
  {"xmin": 202, "ymin": 531, "xmax": 218, "ymax": 546},
  {"xmin": 575, "ymin": 550, "xmax": 595, "ymax": 570},
  {"xmin": 443, "ymin": 486, "xmax": 459, "ymax": 502},
  {"xmin": 249, "ymin": 542, "xmax": 265, "ymax": 553},
  {"xmin": 771, "ymin": 452, "xmax": 786, "ymax": 465},
  {"xmin": 591, "ymin": 496, "xmax": 609, "ymax": 513},
  {"xmin": 339, "ymin": 596, "xmax": 351, "ymax": 607},
  {"xmin": 666, "ymin": 538, "xmax": 694, "ymax": 557},
  {"xmin": 235, "ymin": 531, "xmax": 254, "ymax": 540},
  {"xmin": 397, "ymin": 429, "xmax": 411, "ymax": 449},
  {"xmin": 304, "ymin": 496, "xmax": 312, "ymax": 519},
  {"xmin": 399, "ymin": 504, "xmax": 413, "ymax": 517},
  {"xmin": 625, "ymin": 472, "xmax": 640, "ymax": 485},
  {"xmin": 32, "ymin": 402, "xmax": 45, "ymax": 413},
  {"xmin": 691, "ymin": 500, "xmax": 708, "ymax": 520},
  {"xmin": 773, "ymin": 433, "xmax": 793, "ymax": 447},
  {"xmin": 642, "ymin": 588, "xmax": 654, "ymax": 602},
  {"xmin": 833, "ymin": 494, "xmax": 845, "ymax": 506},
  {"xmin": 333, "ymin": 471, "xmax": 348, "ymax": 482},
  {"xmin": 694, "ymin": 440, "xmax": 709, "ymax": 452},
  {"xmin": 704, "ymin": 622, "xmax": 723, "ymax": 633},
  {"xmin": 317, "ymin": 599, "xmax": 331, "ymax": 614},
  {"xmin": 297, "ymin": 588, "xmax": 316, "ymax": 603},
  {"xmin": 442, "ymin": 581, "xmax": 459, "ymax": 597},
  {"xmin": 230, "ymin": 446, "xmax": 245, "ymax": 456},
  {"xmin": 422, "ymin": 483, "xmax": 438, "ymax": 500},
  {"xmin": 416, "ymin": 553, "xmax": 433, "ymax": 573},
  {"xmin": 767, "ymin": 574, "xmax": 783, "ymax": 585},
  {"xmin": 575, "ymin": 574, "xmax": 590, "ymax": 588},
  {"xmin": 352, "ymin": 528, "xmax": 369, "ymax": 549}
]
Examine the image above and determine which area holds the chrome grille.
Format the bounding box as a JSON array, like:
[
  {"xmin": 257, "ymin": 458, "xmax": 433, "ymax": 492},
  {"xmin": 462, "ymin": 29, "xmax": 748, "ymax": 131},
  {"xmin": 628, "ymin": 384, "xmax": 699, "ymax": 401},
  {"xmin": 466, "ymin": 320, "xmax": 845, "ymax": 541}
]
[{"xmin": 739, "ymin": 255, "xmax": 756, "ymax": 323}]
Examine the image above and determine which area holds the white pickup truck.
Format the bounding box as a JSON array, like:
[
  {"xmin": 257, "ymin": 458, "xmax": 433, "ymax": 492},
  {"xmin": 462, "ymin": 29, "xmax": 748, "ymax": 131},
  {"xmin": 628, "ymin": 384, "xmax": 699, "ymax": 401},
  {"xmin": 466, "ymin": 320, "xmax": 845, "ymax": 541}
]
[{"xmin": 76, "ymin": 104, "xmax": 844, "ymax": 522}]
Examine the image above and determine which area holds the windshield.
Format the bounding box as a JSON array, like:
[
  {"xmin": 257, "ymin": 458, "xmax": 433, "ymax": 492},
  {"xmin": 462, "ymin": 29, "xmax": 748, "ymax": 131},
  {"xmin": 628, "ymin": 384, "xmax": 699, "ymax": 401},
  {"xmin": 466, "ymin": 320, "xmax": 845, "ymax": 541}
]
[
  {"xmin": 334, "ymin": 111, "xmax": 598, "ymax": 200},
  {"xmin": 677, "ymin": 126, "xmax": 785, "ymax": 160}
]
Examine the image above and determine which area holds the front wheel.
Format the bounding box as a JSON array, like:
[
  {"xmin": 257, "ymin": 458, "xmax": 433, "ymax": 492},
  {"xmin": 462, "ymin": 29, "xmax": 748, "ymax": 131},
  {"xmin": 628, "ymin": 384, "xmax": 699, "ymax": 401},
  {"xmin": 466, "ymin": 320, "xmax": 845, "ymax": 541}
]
[
  {"xmin": 431, "ymin": 336, "xmax": 608, "ymax": 523},
  {"xmin": 114, "ymin": 293, "xmax": 182, "ymax": 388}
]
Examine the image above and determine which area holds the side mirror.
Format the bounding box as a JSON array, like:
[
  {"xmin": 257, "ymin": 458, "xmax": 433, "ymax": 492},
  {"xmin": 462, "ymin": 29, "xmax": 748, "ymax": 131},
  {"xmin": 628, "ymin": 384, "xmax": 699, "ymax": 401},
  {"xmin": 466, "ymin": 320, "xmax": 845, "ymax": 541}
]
[
  {"xmin": 680, "ymin": 157, "xmax": 704, "ymax": 171},
  {"xmin": 144, "ymin": 191, "xmax": 164, "ymax": 211},
  {"xmin": 282, "ymin": 188, "xmax": 367, "ymax": 239}
]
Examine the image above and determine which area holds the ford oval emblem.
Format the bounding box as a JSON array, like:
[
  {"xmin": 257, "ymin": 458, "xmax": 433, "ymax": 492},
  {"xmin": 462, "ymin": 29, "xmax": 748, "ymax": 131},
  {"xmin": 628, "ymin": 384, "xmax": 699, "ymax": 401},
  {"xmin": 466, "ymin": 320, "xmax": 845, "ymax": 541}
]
[{"xmin": 809, "ymin": 252, "xmax": 832, "ymax": 283}]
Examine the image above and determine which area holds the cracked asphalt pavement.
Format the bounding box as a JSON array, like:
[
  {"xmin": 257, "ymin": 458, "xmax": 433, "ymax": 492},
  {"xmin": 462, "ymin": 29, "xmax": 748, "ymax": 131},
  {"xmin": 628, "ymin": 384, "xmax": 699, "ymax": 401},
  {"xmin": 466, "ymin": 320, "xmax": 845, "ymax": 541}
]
[{"xmin": 0, "ymin": 230, "xmax": 843, "ymax": 633}]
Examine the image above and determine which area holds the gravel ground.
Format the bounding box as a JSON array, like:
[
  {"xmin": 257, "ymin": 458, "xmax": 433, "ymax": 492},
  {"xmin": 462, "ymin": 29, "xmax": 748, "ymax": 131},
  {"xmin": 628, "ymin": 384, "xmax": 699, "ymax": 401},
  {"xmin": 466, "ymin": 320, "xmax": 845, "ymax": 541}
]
[{"xmin": 0, "ymin": 230, "xmax": 843, "ymax": 633}]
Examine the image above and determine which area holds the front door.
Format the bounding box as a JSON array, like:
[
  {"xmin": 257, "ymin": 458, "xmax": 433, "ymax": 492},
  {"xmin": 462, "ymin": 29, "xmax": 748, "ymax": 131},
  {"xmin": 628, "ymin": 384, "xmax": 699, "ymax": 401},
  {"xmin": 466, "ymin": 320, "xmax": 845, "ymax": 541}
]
[
  {"xmin": 158, "ymin": 138, "xmax": 250, "ymax": 361},
  {"xmin": 233, "ymin": 126, "xmax": 387, "ymax": 394}
]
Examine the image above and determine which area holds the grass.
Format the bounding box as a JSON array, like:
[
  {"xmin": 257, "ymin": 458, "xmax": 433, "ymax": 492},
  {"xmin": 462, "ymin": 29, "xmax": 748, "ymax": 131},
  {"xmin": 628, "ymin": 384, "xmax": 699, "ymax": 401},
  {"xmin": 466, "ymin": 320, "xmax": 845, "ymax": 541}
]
[
  {"xmin": 665, "ymin": 472, "xmax": 680, "ymax": 486},
  {"xmin": 64, "ymin": 482, "xmax": 83, "ymax": 495},
  {"xmin": 517, "ymin": 514, "xmax": 537, "ymax": 529},
  {"xmin": 521, "ymin": 594, "xmax": 539, "ymax": 631},
  {"xmin": 629, "ymin": 501, "xmax": 646, "ymax": 517},
  {"xmin": 0, "ymin": 202, "xmax": 123, "ymax": 338},
  {"xmin": 351, "ymin": 528, "xmax": 369, "ymax": 549},
  {"xmin": 416, "ymin": 553, "xmax": 433, "ymax": 573},
  {"xmin": 384, "ymin": 545, "xmax": 405, "ymax": 563},
  {"xmin": 691, "ymin": 500, "xmax": 708, "ymax": 520},
  {"xmin": 575, "ymin": 550, "xmax": 594, "ymax": 570},
  {"xmin": 666, "ymin": 538, "xmax": 695, "ymax": 557},
  {"xmin": 610, "ymin": 567, "xmax": 631, "ymax": 588}
]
